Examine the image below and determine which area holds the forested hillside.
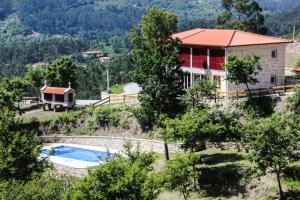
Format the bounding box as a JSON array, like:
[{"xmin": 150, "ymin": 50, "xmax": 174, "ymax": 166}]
[
  {"xmin": 267, "ymin": 3, "xmax": 300, "ymax": 36},
  {"xmin": 1, "ymin": 0, "xmax": 299, "ymax": 39},
  {"xmin": 1, "ymin": 0, "xmax": 300, "ymax": 88}
]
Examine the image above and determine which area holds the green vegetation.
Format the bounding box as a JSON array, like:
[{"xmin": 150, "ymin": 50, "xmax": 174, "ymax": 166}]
[
  {"xmin": 244, "ymin": 114, "xmax": 300, "ymax": 199},
  {"xmin": 66, "ymin": 143, "xmax": 161, "ymax": 200},
  {"xmin": 225, "ymin": 54, "xmax": 262, "ymax": 98},
  {"xmin": 131, "ymin": 7, "xmax": 185, "ymax": 130},
  {"xmin": 0, "ymin": 108, "xmax": 47, "ymax": 181},
  {"xmin": 111, "ymin": 84, "xmax": 124, "ymax": 94},
  {"xmin": 1, "ymin": 3, "xmax": 300, "ymax": 200},
  {"xmin": 217, "ymin": 0, "xmax": 267, "ymax": 34},
  {"xmin": 185, "ymin": 78, "xmax": 216, "ymax": 108}
]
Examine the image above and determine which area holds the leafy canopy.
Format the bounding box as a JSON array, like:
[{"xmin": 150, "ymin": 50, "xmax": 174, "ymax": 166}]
[
  {"xmin": 217, "ymin": 0, "xmax": 267, "ymax": 34},
  {"xmin": 130, "ymin": 7, "xmax": 185, "ymax": 129},
  {"xmin": 244, "ymin": 113, "xmax": 299, "ymax": 199},
  {"xmin": 288, "ymin": 88, "xmax": 300, "ymax": 115},
  {"xmin": 66, "ymin": 142, "xmax": 161, "ymax": 200},
  {"xmin": 185, "ymin": 78, "xmax": 216, "ymax": 108},
  {"xmin": 163, "ymin": 108, "xmax": 224, "ymax": 152},
  {"xmin": 163, "ymin": 153, "xmax": 198, "ymax": 200},
  {"xmin": 0, "ymin": 77, "xmax": 30, "ymax": 112},
  {"xmin": 225, "ymin": 54, "xmax": 262, "ymax": 92},
  {"xmin": 45, "ymin": 56, "xmax": 78, "ymax": 89},
  {"xmin": 0, "ymin": 109, "xmax": 48, "ymax": 181}
]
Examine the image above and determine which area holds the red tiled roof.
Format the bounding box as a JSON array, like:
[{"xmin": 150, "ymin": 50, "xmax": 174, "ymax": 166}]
[
  {"xmin": 172, "ymin": 28, "xmax": 292, "ymax": 47},
  {"xmin": 293, "ymin": 67, "xmax": 300, "ymax": 72},
  {"xmin": 40, "ymin": 87, "xmax": 67, "ymax": 95}
]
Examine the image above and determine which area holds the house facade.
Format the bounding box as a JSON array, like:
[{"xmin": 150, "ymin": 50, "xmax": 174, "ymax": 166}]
[{"xmin": 173, "ymin": 29, "xmax": 292, "ymax": 93}]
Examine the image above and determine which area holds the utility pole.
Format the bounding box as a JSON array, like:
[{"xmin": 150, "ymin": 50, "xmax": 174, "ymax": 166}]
[
  {"xmin": 106, "ymin": 69, "xmax": 110, "ymax": 92},
  {"xmin": 293, "ymin": 26, "xmax": 296, "ymax": 41}
]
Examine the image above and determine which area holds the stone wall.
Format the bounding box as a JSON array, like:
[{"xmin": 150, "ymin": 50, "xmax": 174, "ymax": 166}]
[
  {"xmin": 286, "ymin": 40, "xmax": 300, "ymax": 68},
  {"xmin": 227, "ymin": 44, "xmax": 288, "ymax": 91},
  {"xmin": 39, "ymin": 136, "xmax": 182, "ymax": 153},
  {"xmin": 39, "ymin": 136, "xmax": 245, "ymax": 153}
]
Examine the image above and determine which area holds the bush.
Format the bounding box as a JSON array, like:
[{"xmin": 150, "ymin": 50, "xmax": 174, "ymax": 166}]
[
  {"xmin": 287, "ymin": 88, "xmax": 300, "ymax": 114},
  {"xmin": 93, "ymin": 106, "xmax": 120, "ymax": 128},
  {"xmin": 237, "ymin": 96, "xmax": 279, "ymax": 117},
  {"xmin": 66, "ymin": 143, "xmax": 161, "ymax": 200},
  {"xmin": 0, "ymin": 175, "xmax": 74, "ymax": 200},
  {"xmin": 197, "ymin": 165, "xmax": 251, "ymax": 197}
]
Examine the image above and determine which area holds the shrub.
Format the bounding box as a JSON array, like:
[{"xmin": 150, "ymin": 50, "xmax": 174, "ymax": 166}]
[
  {"xmin": 66, "ymin": 143, "xmax": 161, "ymax": 200},
  {"xmin": 0, "ymin": 175, "xmax": 74, "ymax": 200},
  {"xmin": 237, "ymin": 96, "xmax": 279, "ymax": 117},
  {"xmin": 287, "ymin": 88, "xmax": 300, "ymax": 115},
  {"xmin": 93, "ymin": 107, "xmax": 120, "ymax": 128},
  {"xmin": 163, "ymin": 153, "xmax": 198, "ymax": 200}
]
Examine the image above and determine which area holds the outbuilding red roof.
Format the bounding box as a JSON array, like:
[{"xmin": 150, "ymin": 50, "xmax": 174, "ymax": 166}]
[
  {"xmin": 293, "ymin": 67, "xmax": 300, "ymax": 72},
  {"xmin": 172, "ymin": 28, "xmax": 292, "ymax": 47},
  {"xmin": 40, "ymin": 87, "xmax": 67, "ymax": 95}
]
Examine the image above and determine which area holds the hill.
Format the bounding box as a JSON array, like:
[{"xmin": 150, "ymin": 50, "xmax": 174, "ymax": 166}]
[
  {"xmin": 267, "ymin": 3, "xmax": 300, "ymax": 36},
  {"xmin": 1, "ymin": 0, "xmax": 300, "ymax": 40}
]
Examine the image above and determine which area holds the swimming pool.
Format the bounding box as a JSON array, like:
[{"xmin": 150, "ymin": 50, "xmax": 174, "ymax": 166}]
[
  {"xmin": 41, "ymin": 144, "xmax": 118, "ymax": 168},
  {"xmin": 41, "ymin": 145, "xmax": 114, "ymax": 162}
]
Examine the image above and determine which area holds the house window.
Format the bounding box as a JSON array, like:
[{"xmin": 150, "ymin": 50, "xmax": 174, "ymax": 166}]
[
  {"xmin": 271, "ymin": 49, "xmax": 277, "ymax": 58},
  {"xmin": 271, "ymin": 75, "xmax": 277, "ymax": 84}
]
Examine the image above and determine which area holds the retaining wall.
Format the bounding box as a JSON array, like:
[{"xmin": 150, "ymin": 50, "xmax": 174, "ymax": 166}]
[
  {"xmin": 39, "ymin": 136, "xmax": 182, "ymax": 153},
  {"xmin": 39, "ymin": 135, "xmax": 244, "ymax": 153}
]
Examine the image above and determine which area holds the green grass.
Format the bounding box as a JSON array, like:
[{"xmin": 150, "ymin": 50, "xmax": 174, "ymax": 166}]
[{"xmin": 111, "ymin": 84, "xmax": 124, "ymax": 94}]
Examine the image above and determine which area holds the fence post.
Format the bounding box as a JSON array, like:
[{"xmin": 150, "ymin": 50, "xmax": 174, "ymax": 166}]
[
  {"xmin": 123, "ymin": 94, "xmax": 126, "ymax": 103},
  {"xmin": 284, "ymin": 84, "xmax": 286, "ymax": 93},
  {"xmin": 214, "ymin": 92, "xmax": 217, "ymax": 103}
]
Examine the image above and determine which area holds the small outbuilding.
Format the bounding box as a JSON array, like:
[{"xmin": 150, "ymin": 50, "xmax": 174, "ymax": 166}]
[{"xmin": 40, "ymin": 82, "xmax": 76, "ymax": 112}]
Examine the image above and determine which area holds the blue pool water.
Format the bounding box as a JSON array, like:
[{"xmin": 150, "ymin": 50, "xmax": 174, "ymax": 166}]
[{"xmin": 41, "ymin": 146, "xmax": 114, "ymax": 162}]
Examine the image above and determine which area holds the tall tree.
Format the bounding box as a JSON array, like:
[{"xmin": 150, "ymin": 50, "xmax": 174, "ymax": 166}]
[
  {"xmin": 224, "ymin": 54, "xmax": 262, "ymax": 98},
  {"xmin": 45, "ymin": 56, "xmax": 78, "ymax": 89},
  {"xmin": 244, "ymin": 114, "xmax": 299, "ymax": 200},
  {"xmin": 216, "ymin": 0, "xmax": 268, "ymax": 34},
  {"xmin": 25, "ymin": 65, "xmax": 45, "ymax": 96},
  {"xmin": 130, "ymin": 7, "xmax": 185, "ymax": 129},
  {"xmin": 0, "ymin": 109, "xmax": 47, "ymax": 181}
]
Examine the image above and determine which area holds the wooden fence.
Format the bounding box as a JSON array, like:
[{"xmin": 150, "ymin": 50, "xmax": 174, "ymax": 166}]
[
  {"xmin": 92, "ymin": 93, "xmax": 139, "ymax": 108},
  {"xmin": 215, "ymin": 83, "xmax": 300, "ymax": 101},
  {"xmin": 92, "ymin": 84, "xmax": 300, "ymax": 108}
]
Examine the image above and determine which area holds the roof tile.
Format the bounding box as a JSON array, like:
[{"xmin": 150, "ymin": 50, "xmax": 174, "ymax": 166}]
[{"xmin": 173, "ymin": 28, "xmax": 292, "ymax": 47}]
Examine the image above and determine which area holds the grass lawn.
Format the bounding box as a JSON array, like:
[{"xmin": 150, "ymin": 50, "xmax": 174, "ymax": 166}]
[
  {"xmin": 19, "ymin": 109, "xmax": 70, "ymax": 122},
  {"xmin": 156, "ymin": 149, "xmax": 300, "ymax": 200},
  {"xmin": 111, "ymin": 84, "xmax": 124, "ymax": 94}
]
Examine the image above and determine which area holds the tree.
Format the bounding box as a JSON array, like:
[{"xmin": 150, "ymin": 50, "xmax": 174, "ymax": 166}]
[
  {"xmin": 216, "ymin": 0, "xmax": 267, "ymax": 34},
  {"xmin": 25, "ymin": 65, "xmax": 45, "ymax": 96},
  {"xmin": 0, "ymin": 77, "xmax": 31, "ymax": 113},
  {"xmin": 163, "ymin": 153, "xmax": 198, "ymax": 200},
  {"xmin": 45, "ymin": 56, "xmax": 78, "ymax": 89},
  {"xmin": 0, "ymin": 109, "xmax": 48, "ymax": 181},
  {"xmin": 66, "ymin": 143, "xmax": 162, "ymax": 200},
  {"xmin": 130, "ymin": 7, "xmax": 185, "ymax": 128},
  {"xmin": 224, "ymin": 54, "xmax": 262, "ymax": 98},
  {"xmin": 244, "ymin": 114, "xmax": 299, "ymax": 200},
  {"xmin": 185, "ymin": 78, "xmax": 216, "ymax": 108},
  {"xmin": 163, "ymin": 108, "xmax": 224, "ymax": 152}
]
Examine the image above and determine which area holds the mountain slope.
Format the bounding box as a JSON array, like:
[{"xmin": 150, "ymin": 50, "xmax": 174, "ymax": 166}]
[
  {"xmin": 267, "ymin": 3, "xmax": 300, "ymax": 36},
  {"xmin": 1, "ymin": 0, "xmax": 298, "ymax": 39}
]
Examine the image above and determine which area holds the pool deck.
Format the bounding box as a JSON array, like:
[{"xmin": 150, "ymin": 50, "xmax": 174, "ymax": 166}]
[{"xmin": 41, "ymin": 143, "xmax": 120, "ymax": 169}]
